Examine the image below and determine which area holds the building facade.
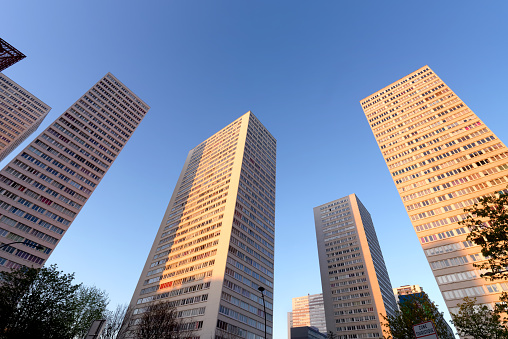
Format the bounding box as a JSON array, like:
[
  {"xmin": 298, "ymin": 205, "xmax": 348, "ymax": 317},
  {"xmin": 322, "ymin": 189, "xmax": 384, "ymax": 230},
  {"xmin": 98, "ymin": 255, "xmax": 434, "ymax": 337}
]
[
  {"xmin": 0, "ymin": 73, "xmax": 51, "ymax": 162},
  {"xmin": 290, "ymin": 326, "xmax": 327, "ymax": 339},
  {"xmin": 314, "ymin": 194, "xmax": 397, "ymax": 339},
  {"xmin": 360, "ymin": 65, "xmax": 508, "ymax": 313},
  {"xmin": 0, "ymin": 73, "xmax": 149, "ymax": 270},
  {"xmin": 288, "ymin": 293, "xmax": 327, "ymax": 339},
  {"xmin": 393, "ymin": 284, "xmax": 424, "ymax": 306},
  {"xmin": 129, "ymin": 112, "xmax": 276, "ymax": 339}
]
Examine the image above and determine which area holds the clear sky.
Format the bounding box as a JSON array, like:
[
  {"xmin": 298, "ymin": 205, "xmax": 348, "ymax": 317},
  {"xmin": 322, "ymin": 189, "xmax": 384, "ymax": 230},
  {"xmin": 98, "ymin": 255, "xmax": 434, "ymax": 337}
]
[{"xmin": 2, "ymin": 1, "xmax": 508, "ymax": 338}]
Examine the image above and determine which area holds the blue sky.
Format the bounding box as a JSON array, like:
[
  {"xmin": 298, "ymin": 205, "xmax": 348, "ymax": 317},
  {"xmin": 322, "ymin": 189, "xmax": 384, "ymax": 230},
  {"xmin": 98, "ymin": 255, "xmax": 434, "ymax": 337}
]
[{"xmin": 3, "ymin": 1, "xmax": 508, "ymax": 338}]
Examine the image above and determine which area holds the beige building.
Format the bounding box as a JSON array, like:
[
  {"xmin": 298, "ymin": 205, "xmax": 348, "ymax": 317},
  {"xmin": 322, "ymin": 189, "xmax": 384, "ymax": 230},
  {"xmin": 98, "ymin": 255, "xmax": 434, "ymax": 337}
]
[
  {"xmin": 314, "ymin": 194, "xmax": 397, "ymax": 339},
  {"xmin": 360, "ymin": 65, "xmax": 508, "ymax": 314},
  {"xmin": 288, "ymin": 293, "xmax": 327, "ymax": 339},
  {"xmin": 0, "ymin": 73, "xmax": 51, "ymax": 162},
  {"xmin": 129, "ymin": 112, "xmax": 276, "ymax": 339},
  {"xmin": 0, "ymin": 73, "xmax": 149, "ymax": 270},
  {"xmin": 393, "ymin": 284, "xmax": 423, "ymax": 299}
]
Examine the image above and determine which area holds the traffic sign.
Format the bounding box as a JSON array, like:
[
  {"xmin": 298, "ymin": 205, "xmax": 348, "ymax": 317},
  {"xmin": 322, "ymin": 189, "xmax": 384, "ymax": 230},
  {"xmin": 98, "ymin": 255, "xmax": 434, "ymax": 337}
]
[{"xmin": 413, "ymin": 321, "xmax": 438, "ymax": 339}]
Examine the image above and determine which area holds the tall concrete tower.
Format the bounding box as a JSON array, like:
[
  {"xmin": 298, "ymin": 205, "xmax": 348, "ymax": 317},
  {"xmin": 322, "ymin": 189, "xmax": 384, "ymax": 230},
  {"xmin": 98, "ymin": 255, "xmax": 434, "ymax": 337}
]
[
  {"xmin": 0, "ymin": 73, "xmax": 51, "ymax": 162},
  {"xmin": 0, "ymin": 73, "xmax": 149, "ymax": 270},
  {"xmin": 129, "ymin": 112, "xmax": 276, "ymax": 339},
  {"xmin": 314, "ymin": 194, "xmax": 397, "ymax": 339},
  {"xmin": 360, "ymin": 65, "xmax": 508, "ymax": 314}
]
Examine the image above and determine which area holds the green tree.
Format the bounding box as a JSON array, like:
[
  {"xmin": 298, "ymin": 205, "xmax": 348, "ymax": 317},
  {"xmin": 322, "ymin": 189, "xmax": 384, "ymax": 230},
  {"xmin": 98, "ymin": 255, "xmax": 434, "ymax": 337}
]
[
  {"xmin": 72, "ymin": 285, "xmax": 110, "ymax": 338},
  {"xmin": 460, "ymin": 190, "xmax": 508, "ymax": 281},
  {"xmin": 460, "ymin": 190, "xmax": 508, "ymax": 317},
  {"xmin": 451, "ymin": 297, "xmax": 508, "ymax": 339},
  {"xmin": 133, "ymin": 301, "xmax": 195, "ymax": 339},
  {"xmin": 99, "ymin": 304, "xmax": 131, "ymax": 339},
  {"xmin": 382, "ymin": 294, "xmax": 454, "ymax": 339},
  {"xmin": 0, "ymin": 264, "xmax": 108, "ymax": 339}
]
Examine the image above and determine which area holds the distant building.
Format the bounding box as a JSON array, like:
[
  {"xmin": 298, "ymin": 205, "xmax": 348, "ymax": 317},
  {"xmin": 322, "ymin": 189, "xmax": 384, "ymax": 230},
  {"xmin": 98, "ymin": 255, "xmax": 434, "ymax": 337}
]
[
  {"xmin": 393, "ymin": 284, "xmax": 424, "ymax": 308},
  {"xmin": 0, "ymin": 38, "xmax": 26, "ymax": 71},
  {"xmin": 290, "ymin": 326, "xmax": 327, "ymax": 339},
  {"xmin": 0, "ymin": 73, "xmax": 149, "ymax": 270},
  {"xmin": 288, "ymin": 312, "xmax": 293, "ymax": 339},
  {"xmin": 360, "ymin": 65, "xmax": 508, "ymax": 314},
  {"xmin": 314, "ymin": 194, "xmax": 397, "ymax": 339},
  {"xmin": 288, "ymin": 293, "xmax": 327, "ymax": 339},
  {"xmin": 0, "ymin": 73, "xmax": 51, "ymax": 162},
  {"xmin": 392, "ymin": 284, "xmax": 455, "ymax": 337}
]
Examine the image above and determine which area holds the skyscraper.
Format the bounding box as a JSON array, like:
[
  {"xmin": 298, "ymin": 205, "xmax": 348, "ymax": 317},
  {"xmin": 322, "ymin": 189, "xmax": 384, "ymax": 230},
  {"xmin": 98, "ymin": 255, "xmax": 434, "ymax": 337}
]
[
  {"xmin": 0, "ymin": 73, "xmax": 51, "ymax": 162},
  {"xmin": 129, "ymin": 112, "xmax": 276, "ymax": 339},
  {"xmin": 360, "ymin": 65, "xmax": 508, "ymax": 314},
  {"xmin": 288, "ymin": 293, "xmax": 327, "ymax": 338},
  {"xmin": 314, "ymin": 194, "xmax": 397, "ymax": 339},
  {"xmin": 0, "ymin": 73, "xmax": 149, "ymax": 270}
]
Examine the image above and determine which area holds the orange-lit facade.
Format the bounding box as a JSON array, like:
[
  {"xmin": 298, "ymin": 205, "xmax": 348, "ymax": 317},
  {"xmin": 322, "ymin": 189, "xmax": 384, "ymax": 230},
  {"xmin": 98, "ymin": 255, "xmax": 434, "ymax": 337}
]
[
  {"xmin": 0, "ymin": 73, "xmax": 51, "ymax": 162},
  {"xmin": 0, "ymin": 73, "xmax": 149, "ymax": 270},
  {"xmin": 129, "ymin": 112, "xmax": 276, "ymax": 339},
  {"xmin": 360, "ymin": 66, "xmax": 508, "ymax": 313},
  {"xmin": 288, "ymin": 293, "xmax": 327, "ymax": 339}
]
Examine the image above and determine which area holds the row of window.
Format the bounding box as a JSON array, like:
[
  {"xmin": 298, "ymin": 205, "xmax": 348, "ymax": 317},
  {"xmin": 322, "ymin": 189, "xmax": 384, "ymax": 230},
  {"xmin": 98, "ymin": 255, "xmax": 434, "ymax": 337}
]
[
  {"xmin": 139, "ymin": 270, "xmax": 213, "ymax": 295},
  {"xmin": 136, "ymin": 281, "xmax": 211, "ymax": 305},
  {"xmin": 430, "ymin": 252, "xmax": 483, "ymax": 270},
  {"xmin": 223, "ymin": 278, "xmax": 273, "ymax": 311},
  {"xmin": 384, "ymin": 101, "xmax": 465, "ymax": 162},
  {"xmin": 219, "ymin": 305, "xmax": 272, "ymax": 334},
  {"xmin": 395, "ymin": 130, "xmax": 492, "ymax": 185},
  {"xmin": 387, "ymin": 108, "xmax": 474, "ymax": 171}
]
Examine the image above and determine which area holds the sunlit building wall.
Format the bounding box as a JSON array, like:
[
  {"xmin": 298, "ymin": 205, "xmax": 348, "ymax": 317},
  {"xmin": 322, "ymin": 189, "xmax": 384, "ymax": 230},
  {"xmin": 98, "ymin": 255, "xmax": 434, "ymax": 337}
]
[
  {"xmin": 0, "ymin": 73, "xmax": 51, "ymax": 162},
  {"xmin": 0, "ymin": 73, "xmax": 149, "ymax": 270},
  {"xmin": 360, "ymin": 66, "xmax": 508, "ymax": 313},
  {"xmin": 129, "ymin": 112, "xmax": 276, "ymax": 339},
  {"xmin": 314, "ymin": 194, "xmax": 397, "ymax": 339}
]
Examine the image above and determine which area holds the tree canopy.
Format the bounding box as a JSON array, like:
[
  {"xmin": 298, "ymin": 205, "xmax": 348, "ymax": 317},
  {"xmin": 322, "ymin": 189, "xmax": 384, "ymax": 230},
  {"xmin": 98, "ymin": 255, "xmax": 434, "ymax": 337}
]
[
  {"xmin": 460, "ymin": 190, "xmax": 508, "ymax": 281},
  {"xmin": 451, "ymin": 297, "xmax": 508, "ymax": 339},
  {"xmin": 0, "ymin": 264, "xmax": 108, "ymax": 339},
  {"xmin": 382, "ymin": 293, "xmax": 454, "ymax": 339}
]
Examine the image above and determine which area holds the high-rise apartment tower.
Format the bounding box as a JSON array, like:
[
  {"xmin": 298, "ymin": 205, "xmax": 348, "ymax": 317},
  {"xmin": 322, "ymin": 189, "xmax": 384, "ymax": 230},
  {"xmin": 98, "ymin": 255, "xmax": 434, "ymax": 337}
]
[
  {"xmin": 314, "ymin": 194, "xmax": 397, "ymax": 339},
  {"xmin": 0, "ymin": 73, "xmax": 51, "ymax": 162},
  {"xmin": 288, "ymin": 293, "xmax": 327, "ymax": 339},
  {"xmin": 360, "ymin": 65, "xmax": 508, "ymax": 313},
  {"xmin": 129, "ymin": 112, "xmax": 276, "ymax": 339},
  {"xmin": 0, "ymin": 73, "xmax": 149, "ymax": 270}
]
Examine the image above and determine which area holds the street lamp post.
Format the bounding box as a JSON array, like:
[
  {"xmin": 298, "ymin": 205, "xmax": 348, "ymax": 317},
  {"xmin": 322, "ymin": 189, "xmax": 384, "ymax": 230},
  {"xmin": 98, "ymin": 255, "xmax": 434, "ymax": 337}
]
[{"xmin": 258, "ymin": 286, "xmax": 267, "ymax": 339}]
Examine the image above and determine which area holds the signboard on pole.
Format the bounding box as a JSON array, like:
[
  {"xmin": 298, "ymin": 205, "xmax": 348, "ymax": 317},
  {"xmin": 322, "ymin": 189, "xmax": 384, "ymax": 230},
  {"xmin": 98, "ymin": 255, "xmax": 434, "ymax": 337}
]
[{"xmin": 413, "ymin": 321, "xmax": 439, "ymax": 339}]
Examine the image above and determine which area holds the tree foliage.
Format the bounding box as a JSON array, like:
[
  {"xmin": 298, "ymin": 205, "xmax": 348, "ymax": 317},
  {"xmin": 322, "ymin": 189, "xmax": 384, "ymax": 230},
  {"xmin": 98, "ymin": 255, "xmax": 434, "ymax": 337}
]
[
  {"xmin": 99, "ymin": 304, "xmax": 131, "ymax": 339},
  {"xmin": 0, "ymin": 264, "xmax": 108, "ymax": 339},
  {"xmin": 451, "ymin": 297, "xmax": 508, "ymax": 339},
  {"xmin": 460, "ymin": 190, "xmax": 508, "ymax": 281},
  {"xmin": 132, "ymin": 301, "xmax": 195, "ymax": 339},
  {"xmin": 382, "ymin": 294, "xmax": 454, "ymax": 339}
]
